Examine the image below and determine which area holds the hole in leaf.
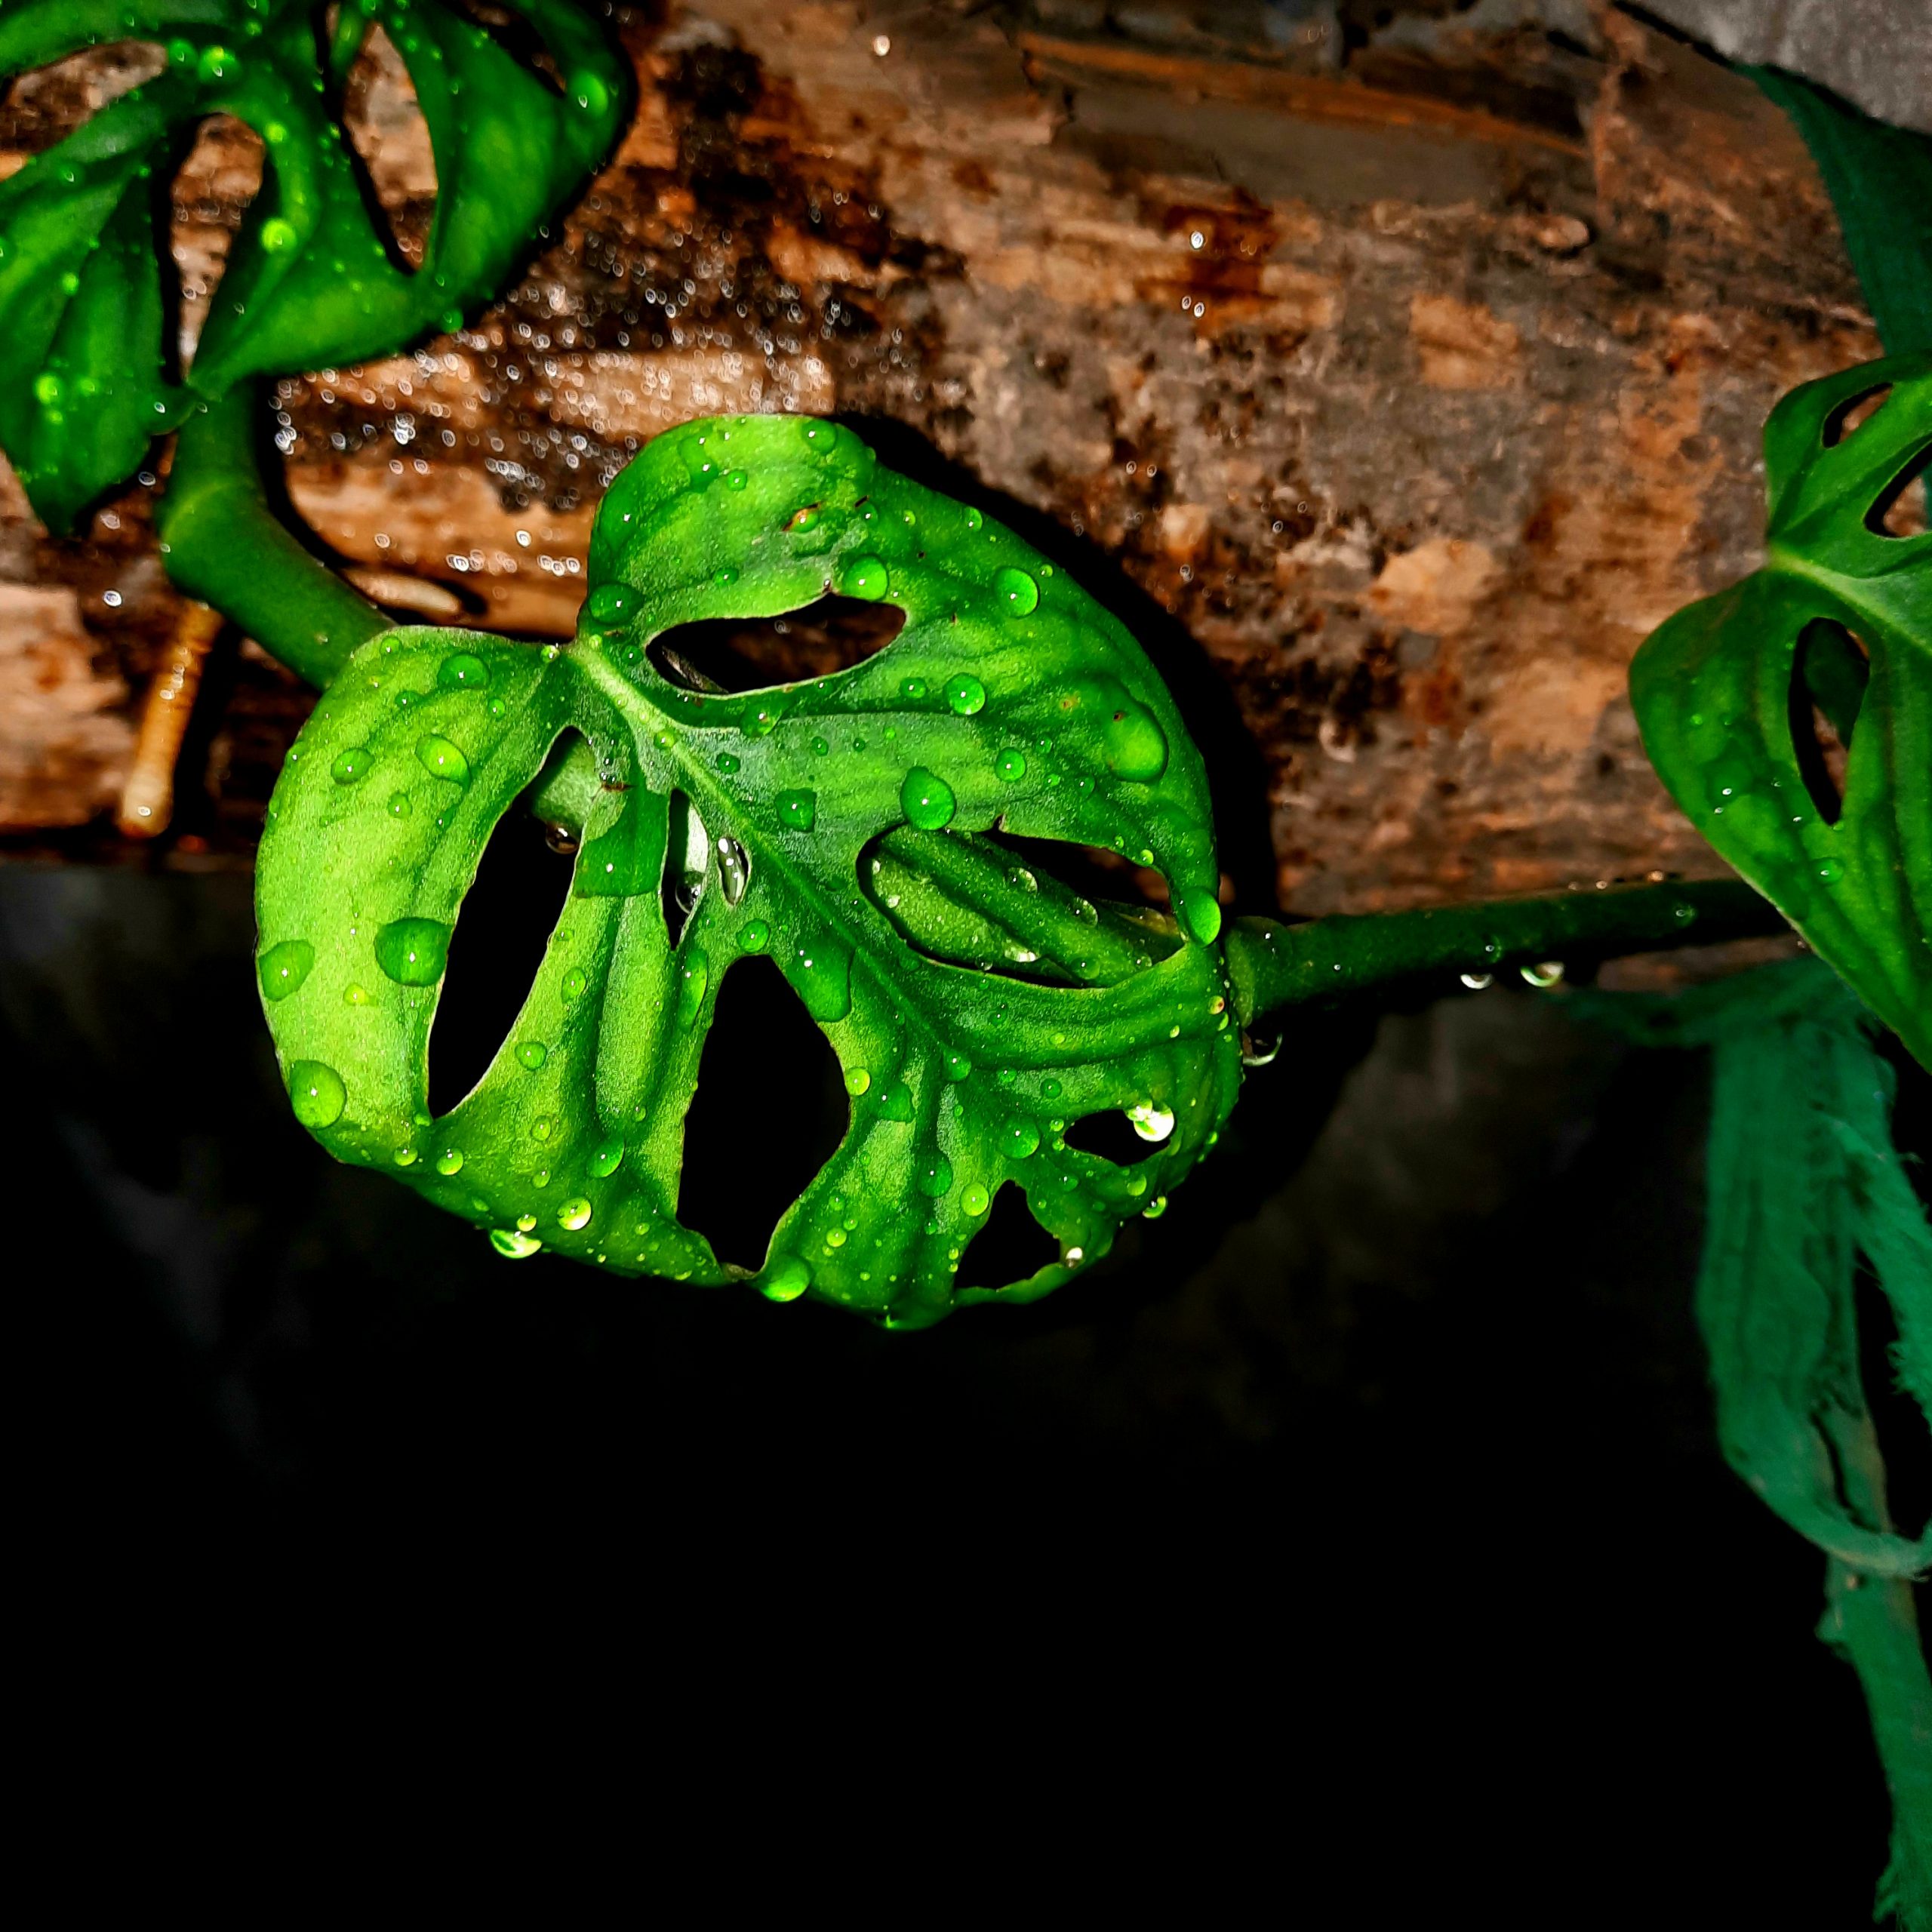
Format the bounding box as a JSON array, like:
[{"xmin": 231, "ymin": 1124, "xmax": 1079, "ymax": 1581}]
[
  {"xmin": 340, "ymin": 20, "xmax": 438, "ymax": 271},
  {"xmin": 1867, "ymin": 440, "xmax": 1929, "ymax": 539},
  {"xmin": 1822, "ymin": 383, "xmax": 1891, "ymax": 446},
  {"xmin": 428, "ymin": 798, "xmax": 577, "ymax": 1115},
  {"xmin": 171, "ymin": 115, "xmax": 265, "ymax": 376},
  {"xmin": 992, "ymin": 830, "xmax": 1174, "ymax": 916},
  {"xmin": 677, "ymin": 958, "xmax": 848, "ymax": 1270},
  {"xmin": 660, "ymin": 791, "xmax": 708, "ymax": 946},
  {"xmin": 1788, "ymin": 620, "xmax": 1869, "ymax": 826},
  {"xmin": 648, "ymin": 595, "xmax": 905, "ymax": 694},
  {"xmin": 1063, "ymin": 1110, "xmax": 1151, "ymax": 1166},
  {"xmin": 439, "ymin": 0, "xmax": 568, "ymax": 92},
  {"xmin": 958, "ymin": 1183, "xmax": 1062, "ymax": 1291}
]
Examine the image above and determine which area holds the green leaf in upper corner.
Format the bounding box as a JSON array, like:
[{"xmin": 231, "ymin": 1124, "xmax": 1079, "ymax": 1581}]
[
  {"xmin": 252, "ymin": 417, "xmax": 1243, "ymax": 1326},
  {"xmin": 0, "ymin": 0, "xmax": 627, "ymax": 532},
  {"xmin": 1629, "ymin": 353, "xmax": 1932, "ymax": 1070}
]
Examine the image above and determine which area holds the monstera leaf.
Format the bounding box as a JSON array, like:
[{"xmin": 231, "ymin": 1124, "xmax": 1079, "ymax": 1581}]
[
  {"xmin": 254, "ymin": 416, "xmax": 1241, "ymax": 1325},
  {"xmin": 1631, "ymin": 353, "xmax": 1932, "ymax": 1070},
  {"xmin": 0, "ymin": 0, "xmax": 624, "ymax": 530}
]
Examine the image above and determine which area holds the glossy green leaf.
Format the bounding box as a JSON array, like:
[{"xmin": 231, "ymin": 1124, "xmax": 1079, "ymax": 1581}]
[
  {"xmin": 1630, "ymin": 353, "xmax": 1932, "ymax": 1069},
  {"xmin": 0, "ymin": 0, "xmax": 625, "ymax": 531},
  {"xmin": 254, "ymin": 416, "xmax": 1241, "ymax": 1325}
]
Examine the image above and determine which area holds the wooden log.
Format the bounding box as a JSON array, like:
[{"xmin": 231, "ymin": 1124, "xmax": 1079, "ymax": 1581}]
[{"xmin": 0, "ymin": 5, "xmax": 1879, "ymax": 919}]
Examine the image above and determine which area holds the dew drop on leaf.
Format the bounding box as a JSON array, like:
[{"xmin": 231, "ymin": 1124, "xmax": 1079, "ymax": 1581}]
[
  {"xmin": 777, "ymin": 789, "xmax": 817, "ymax": 830},
  {"xmin": 996, "ymin": 748, "xmax": 1026, "ymax": 781},
  {"xmin": 961, "ymin": 1183, "xmax": 990, "ymax": 1217},
  {"xmin": 739, "ymin": 918, "xmax": 771, "ymax": 953},
  {"xmin": 490, "ymin": 1229, "xmax": 543, "ymax": 1259},
  {"xmin": 258, "ymin": 940, "xmax": 315, "ymax": 1001},
  {"xmin": 992, "ymin": 566, "xmax": 1038, "ymax": 615},
  {"xmin": 835, "ymin": 553, "xmax": 889, "ymax": 600},
  {"xmin": 1004, "ymin": 1119, "xmax": 1041, "ymax": 1158},
  {"xmin": 917, "ymin": 1155, "xmax": 954, "ymax": 1197},
  {"xmin": 515, "ymin": 1040, "xmax": 547, "ymax": 1070},
  {"xmin": 388, "ymin": 792, "xmax": 412, "ymax": 819},
  {"xmin": 288, "ymin": 1060, "xmax": 346, "ymax": 1129},
  {"xmin": 585, "ymin": 583, "xmax": 634, "ymax": 626},
  {"xmin": 435, "ymin": 1148, "xmax": 464, "ymax": 1176},
  {"xmin": 260, "ymin": 217, "xmax": 297, "ymax": 254},
  {"xmin": 374, "ymin": 916, "xmax": 451, "ymax": 986},
  {"xmin": 1101, "ymin": 701, "xmax": 1168, "ymax": 781},
  {"xmin": 415, "ymin": 734, "xmax": 469, "ymax": 784},
  {"xmin": 558, "ymin": 1198, "xmax": 593, "ymax": 1232},
  {"xmin": 331, "ymin": 746, "xmax": 370, "ymax": 784},
  {"xmin": 1178, "ymin": 888, "xmax": 1223, "ymax": 944},
  {"xmin": 589, "ymin": 1137, "xmax": 625, "ymax": 1178},
  {"xmin": 900, "ymin": 767, "xmax": 955, "ymax": 829},
  {"xmin": 437, "ymin": 653, "xmax": 490, "ymax": 691},
  {"xmin": 844, "ymin": 1066, "xmax": 872, "ymax": 1095},
  {"xmin": 945, "ymin": 673, "xmax": 986, "ymax": 715},
  {"xmin": 761, "ymin": 1254, "xmax": 811, "ymax": 1301}
]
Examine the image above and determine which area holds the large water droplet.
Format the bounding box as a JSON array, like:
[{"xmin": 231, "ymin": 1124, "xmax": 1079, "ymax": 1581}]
[
  {"xmin": 1102, "ymin": 700, "xmax": 1168, "ymax": 781},
  {"xmin": 288, "ymin": 1060, "xmax": 346, "ymax": 1128},
  {"xmin": 835, "ymin": 553, "xmax": 889, "ymax": 600},
  {"xmin": 900, "ymin": 767, "xmax": 955, "ymax": 829},
  {"xmin": 992, "ymin": 566, "xmax": 1038, "ymax": 616},
  {"xmin": 435, "ymin": 1147, "xmax": 464, "ymax": 1176},
  {"xmin": 490, "ymin": 1228, "xmax": 543, "ymax": 1259},
  {"xmin": 739, "ymin": 917, "xmax": 771, "ymax": 953},
  {"xmin": 258, "ymin": 939, "xmax": 314, "ymax": 1001},
  {"xmin": 561, "ymin": 966, "xmax": 588, "ymax": 1001},
  {"xmin": 1003, "ymin": 1119, "xmax": 1040, "ymax": 1158},
  {"xmin": 945, "ymin": 673, "xmax": 986, "ymax": 715},
  {"xmin": 589, "ymin": 1136, "xmax": 625, "ymax": 1177},
  {"xmin": 585, "ymin": 583, "xmax": 635, "ymax": 626},
  {"xmin": 331, "ymin": 746, "xmax": 371, "ymax": 785},
  {"xmin": 260, "ymin": 216, "xmax": 297, "ymax": 254},
  {"xmin": 1128, "ymin": 1101, "xmax": 1175, "ymax": 1143},
  {"xmin": 374, "ymin": 916, "xmax": 451, "ymax": 986},
  {"xmin": 415, "ymin": 734, "xmax": 469, "ymax": 784},
  {"xmin": 916, "ymin": 1154, "xmax": 954, "ymax": 1197},
  {"xmin": 515, "ymin": 1039, "xmax": 547, "ymax": 1070},
  {"xmin": 776, "ymin": 789, "xmax": 817, "ymax": 831},
  {"xmin": 1178, "ymin": 888, "xmax": 1222, "ymax": 945},
  {"xmin": 961, "ymin": 1183, "xmax": 990, "ymax": 1217},
  {"xmin": 761, "ymin": 1254, "xmax": 811, "ymax": 1302},
  {"xmin": 557, "ymin": 1198, "xmax": 593, "ymax": 1232},
  {"xmin": 437, "ymin": 652, "xmax": 490, "ymax": 691},
  {"xmin": 996, "ymin": 748, "xmax": 1026, "ymax": 781}
]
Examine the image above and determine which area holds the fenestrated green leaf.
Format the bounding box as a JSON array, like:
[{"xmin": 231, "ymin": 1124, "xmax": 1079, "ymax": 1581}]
[
  {"xmin": 1629, "ymin": 353, "xmax": 1932, "ymax": 1069},
  {"xmin": 254, "ymin": 416, "xmax": 1241, "ymax": 1325},
  {"xmin": 0, "ymin": 0, "xmax": 626, "ymax": 531}
]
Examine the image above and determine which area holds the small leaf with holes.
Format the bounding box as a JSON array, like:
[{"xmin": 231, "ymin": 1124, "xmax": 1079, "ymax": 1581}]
[
  {"xmin": 1630, "ymin": 353, "xmax": 1932, "ymax": 1069},
  {"xmin": 254, "ymin": 416, "xmax": 1242, "ymax": 1324},
  {"xmin": 0, "ymin": 0, "xmax": 626, "ymax": 531}
]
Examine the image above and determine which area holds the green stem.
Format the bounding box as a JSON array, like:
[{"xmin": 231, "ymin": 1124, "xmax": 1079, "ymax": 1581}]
[
  {"xmin": 155, "ymin": 382, "xmax": 387, "ymax": 688},
  {"xmin": 1223, "ymin": 878, "xmax": 1786, "ymax": 1024}
]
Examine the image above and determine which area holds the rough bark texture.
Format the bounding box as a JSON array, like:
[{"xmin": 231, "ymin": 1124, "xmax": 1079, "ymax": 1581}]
[{"xmin": 0, "ymin": 2, "xmax": 1881, "ymax": 920}]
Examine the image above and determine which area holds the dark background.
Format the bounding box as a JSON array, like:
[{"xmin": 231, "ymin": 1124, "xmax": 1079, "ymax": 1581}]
[{"xmin": 8, "ymin": 860, "xmax": 1925, "ymax": 1919}]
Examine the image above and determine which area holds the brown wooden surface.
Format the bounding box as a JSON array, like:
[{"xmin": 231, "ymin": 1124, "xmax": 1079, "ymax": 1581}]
[{"xmin": 0, "ymin": 3, "xmax": 1878, "ymax": 918}]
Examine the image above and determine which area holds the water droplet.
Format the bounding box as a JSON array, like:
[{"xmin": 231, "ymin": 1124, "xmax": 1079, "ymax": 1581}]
[
  {"xmin": 1704, "ymin": 751, "xmax": 1753, "ymax": 811},
  {"xmin": 197, "ymin": 45, "xmax": 238, "ymax": 85},
  {"xmin": 1101, "ymin": 700, "xmax": 1168, "ymax": 781},
  {"xmin": 415, "ymin": 734, "xmax": 469, "ymax": 784},
  {"xmin": 740, "ymin": 917, "xmax": 771, "ymax": 954},
  {"xmin": 717, "ymin": 835, "xmax": 750, "ymax": 905},
  {"xmin": 825, "ymin": 1226, "xmax": 848, "ymax": 1248},
  {"xmin": 1004, "ymin": 1120, "xmax": 1040, "ymax": 1158},
  {"xmin": 515, "ymin": 1039, "xmax": 547, "ymax": 1070},
  {"xmin": 716, "ymin": 752, "xmax": 740, "ymax": 774},
  {"xmin": 901, "ymin": 677, "xmax": 928, "ymax": 700},
  {"xmin": 590, "ymin": 1136, "xmax": 625, "ymax": 1177},
  {"xmin": 1817, "ymin": 856, "xmax": 1845, "ymax": 884},
  {"xmin": 32, "ymin": 373, "xmax": 61, "ymax": 407},
  {"xmin": 288, "ymin": 1060, "xmax": 346, "ymax": 1129},
  {"xmin": 944, "ymin": 673, "xmax": 986, "ymax": 715},
  {"xmin": 1459, "ymin": 971, "xmax": 1494, "ymax": 990},
  {"xmin": 1128, "ymin": 1101, "xmax": 1175, "ymax": 1143},
  {"xmin": 776, "ymin": 789, "xmax": 817, "ymax": 830},
  {"xmin": 585, "ymin": 583, "xmax": 635, "ymax": 626},
  {"xmin": 965, "ymin": 507, "xmax": 983, "ymax": 531},
  {"xmin": 1142, "ymin": 1195, "xmax": 1168, "ymax": 1220},
  {"xmin": 901, "ymin": 767, "xmax": 955, "ymax": 829},
  {"xmin": 490, "ymin": 1228, "xmax": 543, "ymax": 1259},
  {"xmin": 388, "ymin": 791, "xmax": 412, "ymax": 819},
  {"xmin": 675, "ymin": 947, "xmax": 710, "ymax": 1027},
  {"xmin": 1519, "ymin": 961, "xmax": 1565, "ymax": 989},
  {"xmin": 789, "ymin": 505, "xmax": 821, "ymax": 531},
  {"xmin": 761, "ymin": 1254, "xmax": 811, "ymax": 1302},
  {"xmin": 558, "ymin": 1198, "xmax": 593, "ymax": 1232},
  {"xmin": 996, "ymin": 748, "xmax": 1026, "ymax": 781},
  {"xmin": 1671, "ymin": 900, "xmax": 1698, "ymax": 927},
  {"xmin": 791, "ymin": 934, "xmax": 854, "ymax": 1021},
  {"xmin": 260, "ymin": 216, "xmax": 297, "ymax": 254},
  {"xmin": 1178, "ymin": 889, "xmax": 1222, "ymax": 944},
  {"xmin": 961, "ymin": 1183, "xmax": 990, "ymax": 1217},
  {"xmin": 435, "ymin": 1148, "xmax": 464, "ymax": 1176},
  {"xmin": 712, "ymin": 565, "xmax": 740, "ymax": 587},
  {"xmin": 916, "ymin": 1154, "xmax": 954, "ymax": 1197},
  {"xmin": 844, "ymin": 1067, "xmax": 872, "ymax": 1096},
  {"xmin": 993, "ymin": 566, "xmax": 1038, "ymax": 616},
  {"xmin": 437, "ymin": 652, "xmax": 489, "ymax": 691},
  {"xmin": 531, "ymin": 1116, "xmax": 555, "ymax": 1143},
  {"xmin": 344, "ymin": 983, "xmax": 371, "ymax": 1007},
  {"xmin": 724, "ymin": 468, "xmax": 748, "ymax": 491},
  {"xmin": 516, "ymin": 1214, "xmax": 538, "ymax": 1233},
  {"xmin": 944, "ymin": 1051, "xmax": 971, "ymax": 1081},
  {"xmin": 330, "ymin": 746, "xmax": 371, "ymax": 784},
  {"xmin": 374, "ymin": 916, "xmax": 451, "ymax": 986},
  {"xmin": 257, "ymin": 939, "xmax": 314, "ymax": 1001},
  {"xmin": 571, "ymin": 69, "xmax": 611, "ymax": 116},
  {"xmin": 561, "ymin": 966, "xmax": 588, "ymax": 1001},
  {"xmin": 836, "ymin": 552, "xmax": 889, "ymax": 600}
]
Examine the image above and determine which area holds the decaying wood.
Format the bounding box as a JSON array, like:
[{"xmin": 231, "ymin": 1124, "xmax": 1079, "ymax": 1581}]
[{"xmin": 0, "ymin": 4, "xmax": 1880, "ymax": 918}]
